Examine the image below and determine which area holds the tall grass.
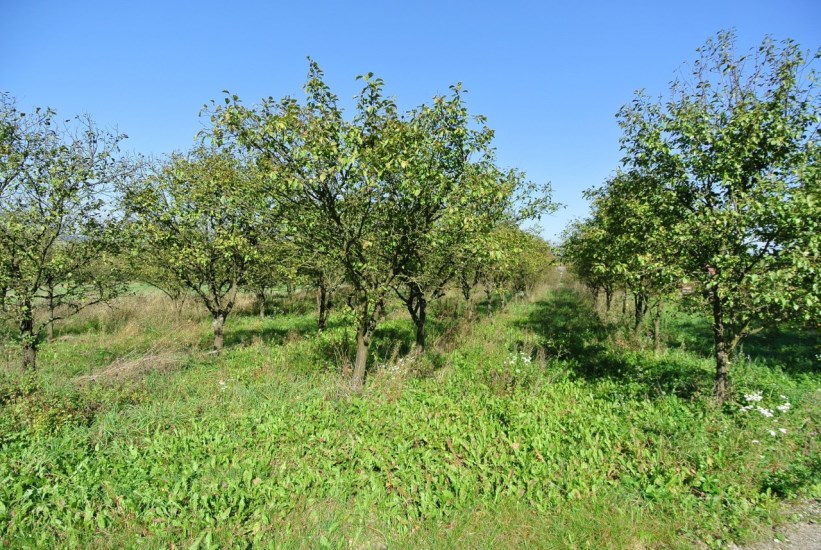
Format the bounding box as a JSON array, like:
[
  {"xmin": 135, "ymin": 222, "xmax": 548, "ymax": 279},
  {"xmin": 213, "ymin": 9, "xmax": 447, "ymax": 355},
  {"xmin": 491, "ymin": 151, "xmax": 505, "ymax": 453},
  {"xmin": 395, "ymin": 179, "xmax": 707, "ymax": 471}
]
[{"xmin": 0, "ymin": 283, "xmax": 818, "ymax": 548}]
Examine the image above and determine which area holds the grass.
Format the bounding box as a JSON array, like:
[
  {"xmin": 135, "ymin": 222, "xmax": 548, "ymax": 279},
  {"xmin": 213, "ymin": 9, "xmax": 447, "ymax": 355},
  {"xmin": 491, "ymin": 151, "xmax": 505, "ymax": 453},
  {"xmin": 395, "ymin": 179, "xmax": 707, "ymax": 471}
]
[{"xmin": 0, "ymin": 284, "xmax": 819, "ymax": 548}]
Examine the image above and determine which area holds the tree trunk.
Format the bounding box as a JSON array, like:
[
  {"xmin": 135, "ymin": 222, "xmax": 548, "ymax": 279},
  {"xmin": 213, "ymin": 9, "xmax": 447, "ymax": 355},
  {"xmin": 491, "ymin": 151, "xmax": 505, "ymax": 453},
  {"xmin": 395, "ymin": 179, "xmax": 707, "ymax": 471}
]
[
  {"xmin": 406, "ymin": 285, "xmax": 427, "ymax": 352},
  {"xmin": 460, "ymin": 272, "xmax": 471, "ymax": 302},
  {"xmin": 622, "ymin": 289, "xmax": 627, "ymax": 317},
  {"xmin": 485, "ymin": 285, "xmax": 494, "ymax": 316},
  {"xmin": 605, "ymin": 286, "xmax": 613, "ymax": 314},
  {"xmin": 710, "ymin": 289, "xmax": 730, "ymax": 402},
  {"xmin": 352, "ymin": 323, "xmax": 372, "ymax": 392},
  {"xmin": 634, "ymin": 292, "xmax": 645, "ymax": 330},
  {"xmin": 22, "ymin": 339, "xmax": 37, "ymax": 370},
  {"xmin": 46, "ymin": 285, "xmax": 55, "ymax": 342},
  {"xmin": 317, "ymin": 277, "xmax": 331, "ymax": 331},
  {"xmin": 460, "ymin": 274, "xmax": 474, "ymax": 321},
  {"xmin": 415, "ymin": 305, "xmax": 426, "ymax": 351},
  {"xmin": 653, "ymin": 298, "xmax": 664, "ymax": 354},
  {"xmin": 20, "ymin": 300, "xmax": 37, "ymax": 370},
  {"xmin": 256, "ymin": 290, "xmax": 266, "ymax": 320},
  {"xmin": 212, "ymin": 312, "xmax": 227, "ymax": 352},
  {"xmin": 173, "ymin": 295, "xmax": 186, "ymax": 319}
]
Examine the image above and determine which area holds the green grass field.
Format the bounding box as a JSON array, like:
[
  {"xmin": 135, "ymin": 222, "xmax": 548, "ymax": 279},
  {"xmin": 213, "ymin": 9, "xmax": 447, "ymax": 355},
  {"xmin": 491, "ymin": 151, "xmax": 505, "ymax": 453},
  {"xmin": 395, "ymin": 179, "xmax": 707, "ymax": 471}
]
[{"xmin": 1, "ymin": 285, "xmax": 819, "ymax": 548}]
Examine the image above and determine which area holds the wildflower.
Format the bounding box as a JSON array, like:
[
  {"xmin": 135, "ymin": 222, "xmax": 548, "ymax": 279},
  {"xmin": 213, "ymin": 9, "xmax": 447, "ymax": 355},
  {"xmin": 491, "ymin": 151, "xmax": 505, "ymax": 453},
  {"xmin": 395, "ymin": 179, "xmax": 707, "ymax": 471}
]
[
  {"xmin": 219, "ymin": 380, "xmax": 227, "ymax": 391},
  {"xmin": 739, "ymin": 405, "xmax": 753, "ymax": 412},
  {"xmin": 780, "ymin": 395, "xmax": 788, "ymax": 400},
  {"xmin": 756, "ymin": 407, "xmax": 774, "ymax": 418},
  {"xmin": 776, "ymin": 403, "xmax": 791, "ymax": 413},
  {"xmin": 768, "ymin": 429, "xmax": 776, "ymax": 436},
  {"xmin": 778, "ymin": 428, "xmax": 787, "ymax": 434},
  {"xmin": 744, "ymin": 391, "xmax": 763, "ymax": 403},
  {"xmin": 751, "ymin": 439, "xmax": 760, "ymax": 444}
]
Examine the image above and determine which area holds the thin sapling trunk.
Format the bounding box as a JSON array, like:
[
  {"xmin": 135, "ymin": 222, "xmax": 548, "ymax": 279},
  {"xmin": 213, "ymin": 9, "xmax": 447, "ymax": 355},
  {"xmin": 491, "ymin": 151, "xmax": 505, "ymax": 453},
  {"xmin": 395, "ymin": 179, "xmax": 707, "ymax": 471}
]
[{"xmin": 20, "ymin": 299, "xmax": 37, "ymax": 370}]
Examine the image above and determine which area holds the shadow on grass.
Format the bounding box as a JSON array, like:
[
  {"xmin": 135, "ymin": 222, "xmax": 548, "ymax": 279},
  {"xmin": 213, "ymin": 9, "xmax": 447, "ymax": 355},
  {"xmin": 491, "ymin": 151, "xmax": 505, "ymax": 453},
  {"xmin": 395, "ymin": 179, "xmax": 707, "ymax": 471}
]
[
  {"xmin": 223, "ymin": 316, "xmax": 353, "ymax": 348},
  {"xmin": 234, "ymin": 293, "xmax": 317, "ymax": 319},
  {"xmin": 518, "ymin": 288, "xmax": 712, "ymax": 399},
  {"xmin": 667, "ymin": 313, "xmax": 819, "ymax": 377},
  {"xmin": 741, "ymin": 328, "xmax": 819, "ymax": 375},
  {"xmin": 294, "ymin": 314, "xmax": 455, "ymax": 377}
]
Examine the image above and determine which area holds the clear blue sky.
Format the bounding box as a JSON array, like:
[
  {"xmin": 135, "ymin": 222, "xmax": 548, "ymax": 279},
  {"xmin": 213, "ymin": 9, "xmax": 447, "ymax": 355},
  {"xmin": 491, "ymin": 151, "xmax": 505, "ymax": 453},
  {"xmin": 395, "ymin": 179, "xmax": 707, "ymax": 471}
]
[{"xmin": 2, "ymin": 0, "xmax": 818, "ymax": 241}]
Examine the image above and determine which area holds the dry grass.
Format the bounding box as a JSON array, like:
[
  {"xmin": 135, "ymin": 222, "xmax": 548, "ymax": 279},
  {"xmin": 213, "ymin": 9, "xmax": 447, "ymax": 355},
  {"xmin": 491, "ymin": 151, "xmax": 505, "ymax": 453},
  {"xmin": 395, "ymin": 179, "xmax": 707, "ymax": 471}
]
[{"xmin": 74, "ymin": 344, "xmax": 183, "ymax": 385}]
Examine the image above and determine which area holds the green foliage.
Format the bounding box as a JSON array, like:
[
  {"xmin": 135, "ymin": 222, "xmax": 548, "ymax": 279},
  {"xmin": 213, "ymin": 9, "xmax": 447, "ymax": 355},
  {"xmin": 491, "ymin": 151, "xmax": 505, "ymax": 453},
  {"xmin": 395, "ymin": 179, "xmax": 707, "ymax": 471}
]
[
  {"xmin": 0, "ymin": 373, "xmax": 99, "ymax": 445},
  {"xmin": 207, "ymin": 61, "xmax": 554, "ymax": 386},
  {"xmin": 0, "ymin": 94, "xmax": 127, "ymax": 368},
  {"xmin": 618, "ymin": 31, "xmax": 820, "ymax": 331},
  {"xmin": 570, "ymin": 31, "xmax": 820, "ymax": 399},
  {"xmin": 477, "ymin": 224, "xmax": 554, "ymax": 301},
  {"xmin": 1, "ymin": 32, "xmax": 818, "ymax": 550},
  {"xmin": 123, "ymin": 147, "xmax": 264, "ymax": 349}
]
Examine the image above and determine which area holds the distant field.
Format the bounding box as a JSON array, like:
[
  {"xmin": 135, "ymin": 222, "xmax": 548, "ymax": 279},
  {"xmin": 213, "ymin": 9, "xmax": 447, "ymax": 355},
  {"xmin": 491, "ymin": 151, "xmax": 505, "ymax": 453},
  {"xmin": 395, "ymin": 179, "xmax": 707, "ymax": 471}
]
[{"xmin": 1, "ymin": 284, "xmax": 819, "ymax": 548}]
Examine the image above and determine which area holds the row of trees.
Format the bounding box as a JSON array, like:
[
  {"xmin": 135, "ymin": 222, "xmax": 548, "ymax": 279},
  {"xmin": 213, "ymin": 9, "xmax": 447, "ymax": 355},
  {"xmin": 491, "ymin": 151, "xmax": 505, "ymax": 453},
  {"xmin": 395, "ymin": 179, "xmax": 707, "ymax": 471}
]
[
  {"xmin": 0, "ymin": 96, "xmax": 128, "ymax": 369},
  {"xmin": 0, "ymin": 65, "xmax": 556, "ymax": 390},
  {"xmin": 562, "ymin": 32, "xmax": 819, "ymax": 401}
]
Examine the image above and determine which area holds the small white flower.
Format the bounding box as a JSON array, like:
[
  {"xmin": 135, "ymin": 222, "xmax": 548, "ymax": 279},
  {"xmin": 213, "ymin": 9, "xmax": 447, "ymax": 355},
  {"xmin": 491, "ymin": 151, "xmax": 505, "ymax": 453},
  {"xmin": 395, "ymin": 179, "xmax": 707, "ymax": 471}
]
[
  {"xmin": 776, "ymin": 403, "xmax": 791, "ymax": 413},
  {"xmin": 757, "ymin": 407, "xmax": 774, "ymax": 418},
  {"xmin": 768, "ymin": 429, "xmax": 776, "ymax": 436},
  {"xmin": 780, "ymin": 395, "xmax": 788, "ymax": 400},
  {"xmin": 779, "ymin": 428, "xmax": 787, "ymax": 434},
  {"xmin": 739, "ymin": 405, "xmax": 753, "ymax": 412},
  {"xmin": 745, "ymin": 391, "xmax": 763, "ymax": 403},
  {"xmin": 751, "ymin": 439, "xmax": 760, "ymax": 444}
]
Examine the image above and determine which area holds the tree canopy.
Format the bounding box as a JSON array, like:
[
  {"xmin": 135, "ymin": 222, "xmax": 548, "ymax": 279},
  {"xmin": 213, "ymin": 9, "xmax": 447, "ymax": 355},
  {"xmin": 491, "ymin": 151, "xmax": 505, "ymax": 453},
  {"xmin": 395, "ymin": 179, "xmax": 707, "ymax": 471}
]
[
  {"xmin": 207, "ymin": 62, "xmax": 555, "ymax": 388},
  {"xmin": 566, "ymin": 32, "xmax": 820, "ymax": 400}
]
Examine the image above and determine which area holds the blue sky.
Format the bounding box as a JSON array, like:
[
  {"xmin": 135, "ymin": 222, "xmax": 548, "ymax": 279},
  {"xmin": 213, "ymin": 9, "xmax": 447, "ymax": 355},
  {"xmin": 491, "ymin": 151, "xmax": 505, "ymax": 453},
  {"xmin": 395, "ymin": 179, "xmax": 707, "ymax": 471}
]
[{"xmin": 2, "ymin": 0, "xmax": 818, "ymax": 240}]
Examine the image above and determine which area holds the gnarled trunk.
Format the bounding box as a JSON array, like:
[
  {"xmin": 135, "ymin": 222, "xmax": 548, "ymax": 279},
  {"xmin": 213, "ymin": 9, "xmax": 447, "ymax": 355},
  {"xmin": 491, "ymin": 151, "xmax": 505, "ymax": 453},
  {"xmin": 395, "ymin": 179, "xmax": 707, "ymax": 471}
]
[
  {"xmin": 405, "ymin": 283, "xmax": 427, "ymax": 352},
  {"xmin": 352, "ymin": 323, "xmax": 372, "ymax": 392},
  {"xmin": 351, "ymin": 300, "xmax": 383, "ymax": 392},
  {"xmin": 212, "ymin": 312, "xmax": 227, "ymax": 352}
]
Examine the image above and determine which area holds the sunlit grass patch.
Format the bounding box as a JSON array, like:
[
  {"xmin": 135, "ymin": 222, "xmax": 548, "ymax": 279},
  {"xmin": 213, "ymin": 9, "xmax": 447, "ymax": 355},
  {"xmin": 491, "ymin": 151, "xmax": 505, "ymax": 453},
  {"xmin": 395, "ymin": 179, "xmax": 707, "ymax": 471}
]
[{"xmin": 1, "ymin": 287, "xmax": 818, "ymax": 548}]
